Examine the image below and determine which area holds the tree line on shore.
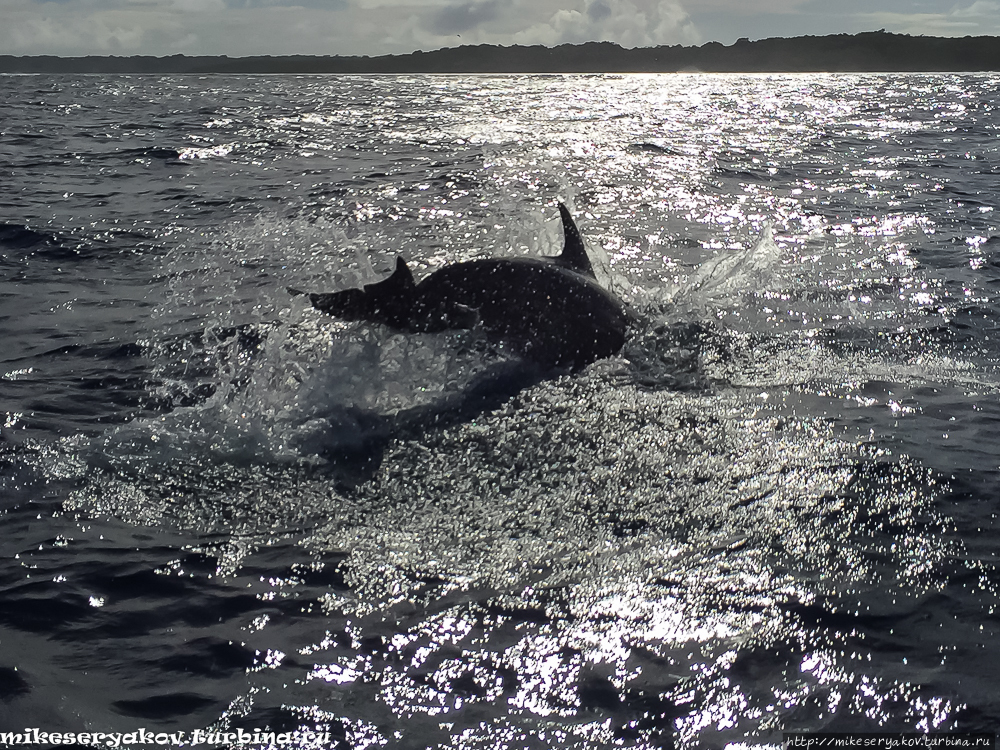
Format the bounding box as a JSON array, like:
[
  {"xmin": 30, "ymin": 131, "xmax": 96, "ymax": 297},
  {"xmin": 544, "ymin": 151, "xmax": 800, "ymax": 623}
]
[{"xmin": 1, "ymin": 31, "xmax": 998, "ymax": 74}]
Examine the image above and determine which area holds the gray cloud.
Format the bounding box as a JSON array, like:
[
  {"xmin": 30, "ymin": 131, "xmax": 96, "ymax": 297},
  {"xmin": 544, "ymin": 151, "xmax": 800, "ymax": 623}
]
[
  {"xmin": 223, "ymin": 0, "xmax": 348, "ymax": 9},
  {"xmin": 587, "ymin": 0, "xmax": 611, "ymax": 22},
  {"xmin": 857, "ymin": 1, "xmax": 1000, "ymax": 35},
  {"xmin": 425, "ymin": 0, "xmax": 501, "ymax": 35}
]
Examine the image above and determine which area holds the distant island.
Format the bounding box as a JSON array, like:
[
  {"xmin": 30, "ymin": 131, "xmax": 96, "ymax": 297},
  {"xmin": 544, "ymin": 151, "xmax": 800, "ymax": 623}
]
[{"xmin": 2, "ymin": 31, "xmax": 1000, "ymax": 74}]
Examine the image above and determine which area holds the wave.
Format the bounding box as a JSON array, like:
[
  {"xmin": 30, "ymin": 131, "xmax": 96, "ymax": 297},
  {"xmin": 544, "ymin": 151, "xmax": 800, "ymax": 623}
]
[
  {"xmin": 117, "ymin": 146, "xmax": 183, "ymax": 160},
  {"xmin": 0, "ymin": 222, "xmax": 62, "ymax": 250},
  {"xmin": 627, "ymin": 141, "xmax": 686, "ymax": 156}
]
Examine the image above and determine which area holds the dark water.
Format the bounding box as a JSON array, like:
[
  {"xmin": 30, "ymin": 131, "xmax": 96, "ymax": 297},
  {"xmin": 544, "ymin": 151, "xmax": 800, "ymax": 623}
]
[{"xmin": 2, "ymin": 73, "xmax": 1000, "ymax": 749}]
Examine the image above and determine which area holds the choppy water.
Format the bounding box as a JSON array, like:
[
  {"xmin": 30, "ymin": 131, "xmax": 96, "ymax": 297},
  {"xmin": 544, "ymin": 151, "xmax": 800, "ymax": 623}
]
[{"xmin": 2, "ymin": 72, "xmax": 1000, "ymax": 748}]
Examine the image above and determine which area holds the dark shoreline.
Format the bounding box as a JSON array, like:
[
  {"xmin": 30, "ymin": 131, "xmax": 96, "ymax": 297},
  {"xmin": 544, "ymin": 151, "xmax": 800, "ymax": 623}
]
[{"xmin": 2, "ymin": 31, "xmax": 999, "ymax": 74}]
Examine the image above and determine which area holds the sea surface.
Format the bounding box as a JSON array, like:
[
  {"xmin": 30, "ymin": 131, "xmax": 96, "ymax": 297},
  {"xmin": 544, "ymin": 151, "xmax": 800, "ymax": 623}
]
[{"xmin": 2, "ymin": 72, "xmax": 1000, "ymax": 749}]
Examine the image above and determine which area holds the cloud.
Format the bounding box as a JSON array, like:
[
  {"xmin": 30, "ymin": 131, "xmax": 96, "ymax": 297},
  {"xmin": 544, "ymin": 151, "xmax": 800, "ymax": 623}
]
[
  {"xmin": 687, "ymin": 0, "xmax": 809, "ymax": 11},
  {"xmin": 3, "ymin": 1, "xmax": 161, "ymax": 52},
  {"xmin": 0, "ymin": 0, "xmax": 701, "ymax": 55},
  {"xmin": 425, "ymin": 0, "xmax": 500, "ymax": 35},
  {"xmin": 1, "ymin": 0, "xmax": 353, "ymax": 54},
  {"xmin": 411, "ymin": 0, "xmax": 698, "ymax": 49},
  {"xmin": 856, "ymin": 1, "xmax": 1000, "ymax": 35},
  {"xmin": 509, "ymin": 0, "xmax": 696, "ymax": 47},
  {"xmin": 223, "ymin": 0, "xmax": 348, "ymax": 9},
  {"xmin": 949, "ymin": 0, "xmax": 1000, "ymax": 17},
  {"xmin": 587, "ymin": 0, "xmax": 610, "ymax": 21},
  {"xmin": 173, "ymin": 0, "xmax": 225, "ymax": 12},
  {"xmin": 4, "ymin": 0, "xmax": 999, "ymax": 57}
]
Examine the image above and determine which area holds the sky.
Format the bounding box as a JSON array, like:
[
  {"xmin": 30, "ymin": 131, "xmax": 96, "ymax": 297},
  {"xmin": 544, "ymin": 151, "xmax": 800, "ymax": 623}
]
[{"xmin": 1, "ymin": 0, "xmax": 998, "ymax": 57}]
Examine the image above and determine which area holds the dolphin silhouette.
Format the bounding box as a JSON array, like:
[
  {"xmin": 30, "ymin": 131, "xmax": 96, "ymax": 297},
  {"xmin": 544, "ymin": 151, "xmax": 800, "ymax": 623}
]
[{"xmin": 298, "ymin": 204, "xmax": 631, "ymax": 371}]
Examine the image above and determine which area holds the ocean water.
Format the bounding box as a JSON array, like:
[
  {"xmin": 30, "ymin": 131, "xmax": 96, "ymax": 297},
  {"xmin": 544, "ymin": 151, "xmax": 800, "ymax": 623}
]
[{"xmin": 1, "ymin": 72, "xmax": 1000, "ymax": 749}]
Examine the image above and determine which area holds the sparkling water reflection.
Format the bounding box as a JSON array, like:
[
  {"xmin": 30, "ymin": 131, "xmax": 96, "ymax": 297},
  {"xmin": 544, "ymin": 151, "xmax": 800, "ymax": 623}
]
[{"xmin": 1, "ymin": 73, "xmax": 1000, "ymax": 748}]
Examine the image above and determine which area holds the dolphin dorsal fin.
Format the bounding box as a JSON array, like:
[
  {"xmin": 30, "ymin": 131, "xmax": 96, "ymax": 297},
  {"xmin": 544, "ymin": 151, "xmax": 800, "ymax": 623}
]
[
  {"xmin": 364, "ymin": 256, "xmax": 415, "ymax": 295},
  {"xmin": 555, "ymin": 203, "xmax": 595, "ymax": 278}
]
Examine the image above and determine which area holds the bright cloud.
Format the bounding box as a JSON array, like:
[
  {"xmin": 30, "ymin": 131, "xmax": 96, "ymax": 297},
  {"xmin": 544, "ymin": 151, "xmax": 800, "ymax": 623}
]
[{"xmin": 509, "ymin": 0, "xmax": 697, "ymax": 47}]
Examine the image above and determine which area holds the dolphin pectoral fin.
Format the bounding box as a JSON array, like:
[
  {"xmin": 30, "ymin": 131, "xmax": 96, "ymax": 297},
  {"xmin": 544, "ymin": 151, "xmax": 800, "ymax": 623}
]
[
  {"xmin": 407, "ymin": 300, "xmax": 480, "ymax": 332},
  {"xmin": 446, "ymin": 303, "xmax": 479, "ymax": 329},
  {"xmin": 555, "ymin": 203, "xmax": 595, "ymax": 278}
]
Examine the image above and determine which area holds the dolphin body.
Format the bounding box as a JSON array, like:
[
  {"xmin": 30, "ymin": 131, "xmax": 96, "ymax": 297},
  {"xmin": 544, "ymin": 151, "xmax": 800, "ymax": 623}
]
[{"xmin": 302, "ymin": 204, "xmax": 631, "ymax": 371}]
